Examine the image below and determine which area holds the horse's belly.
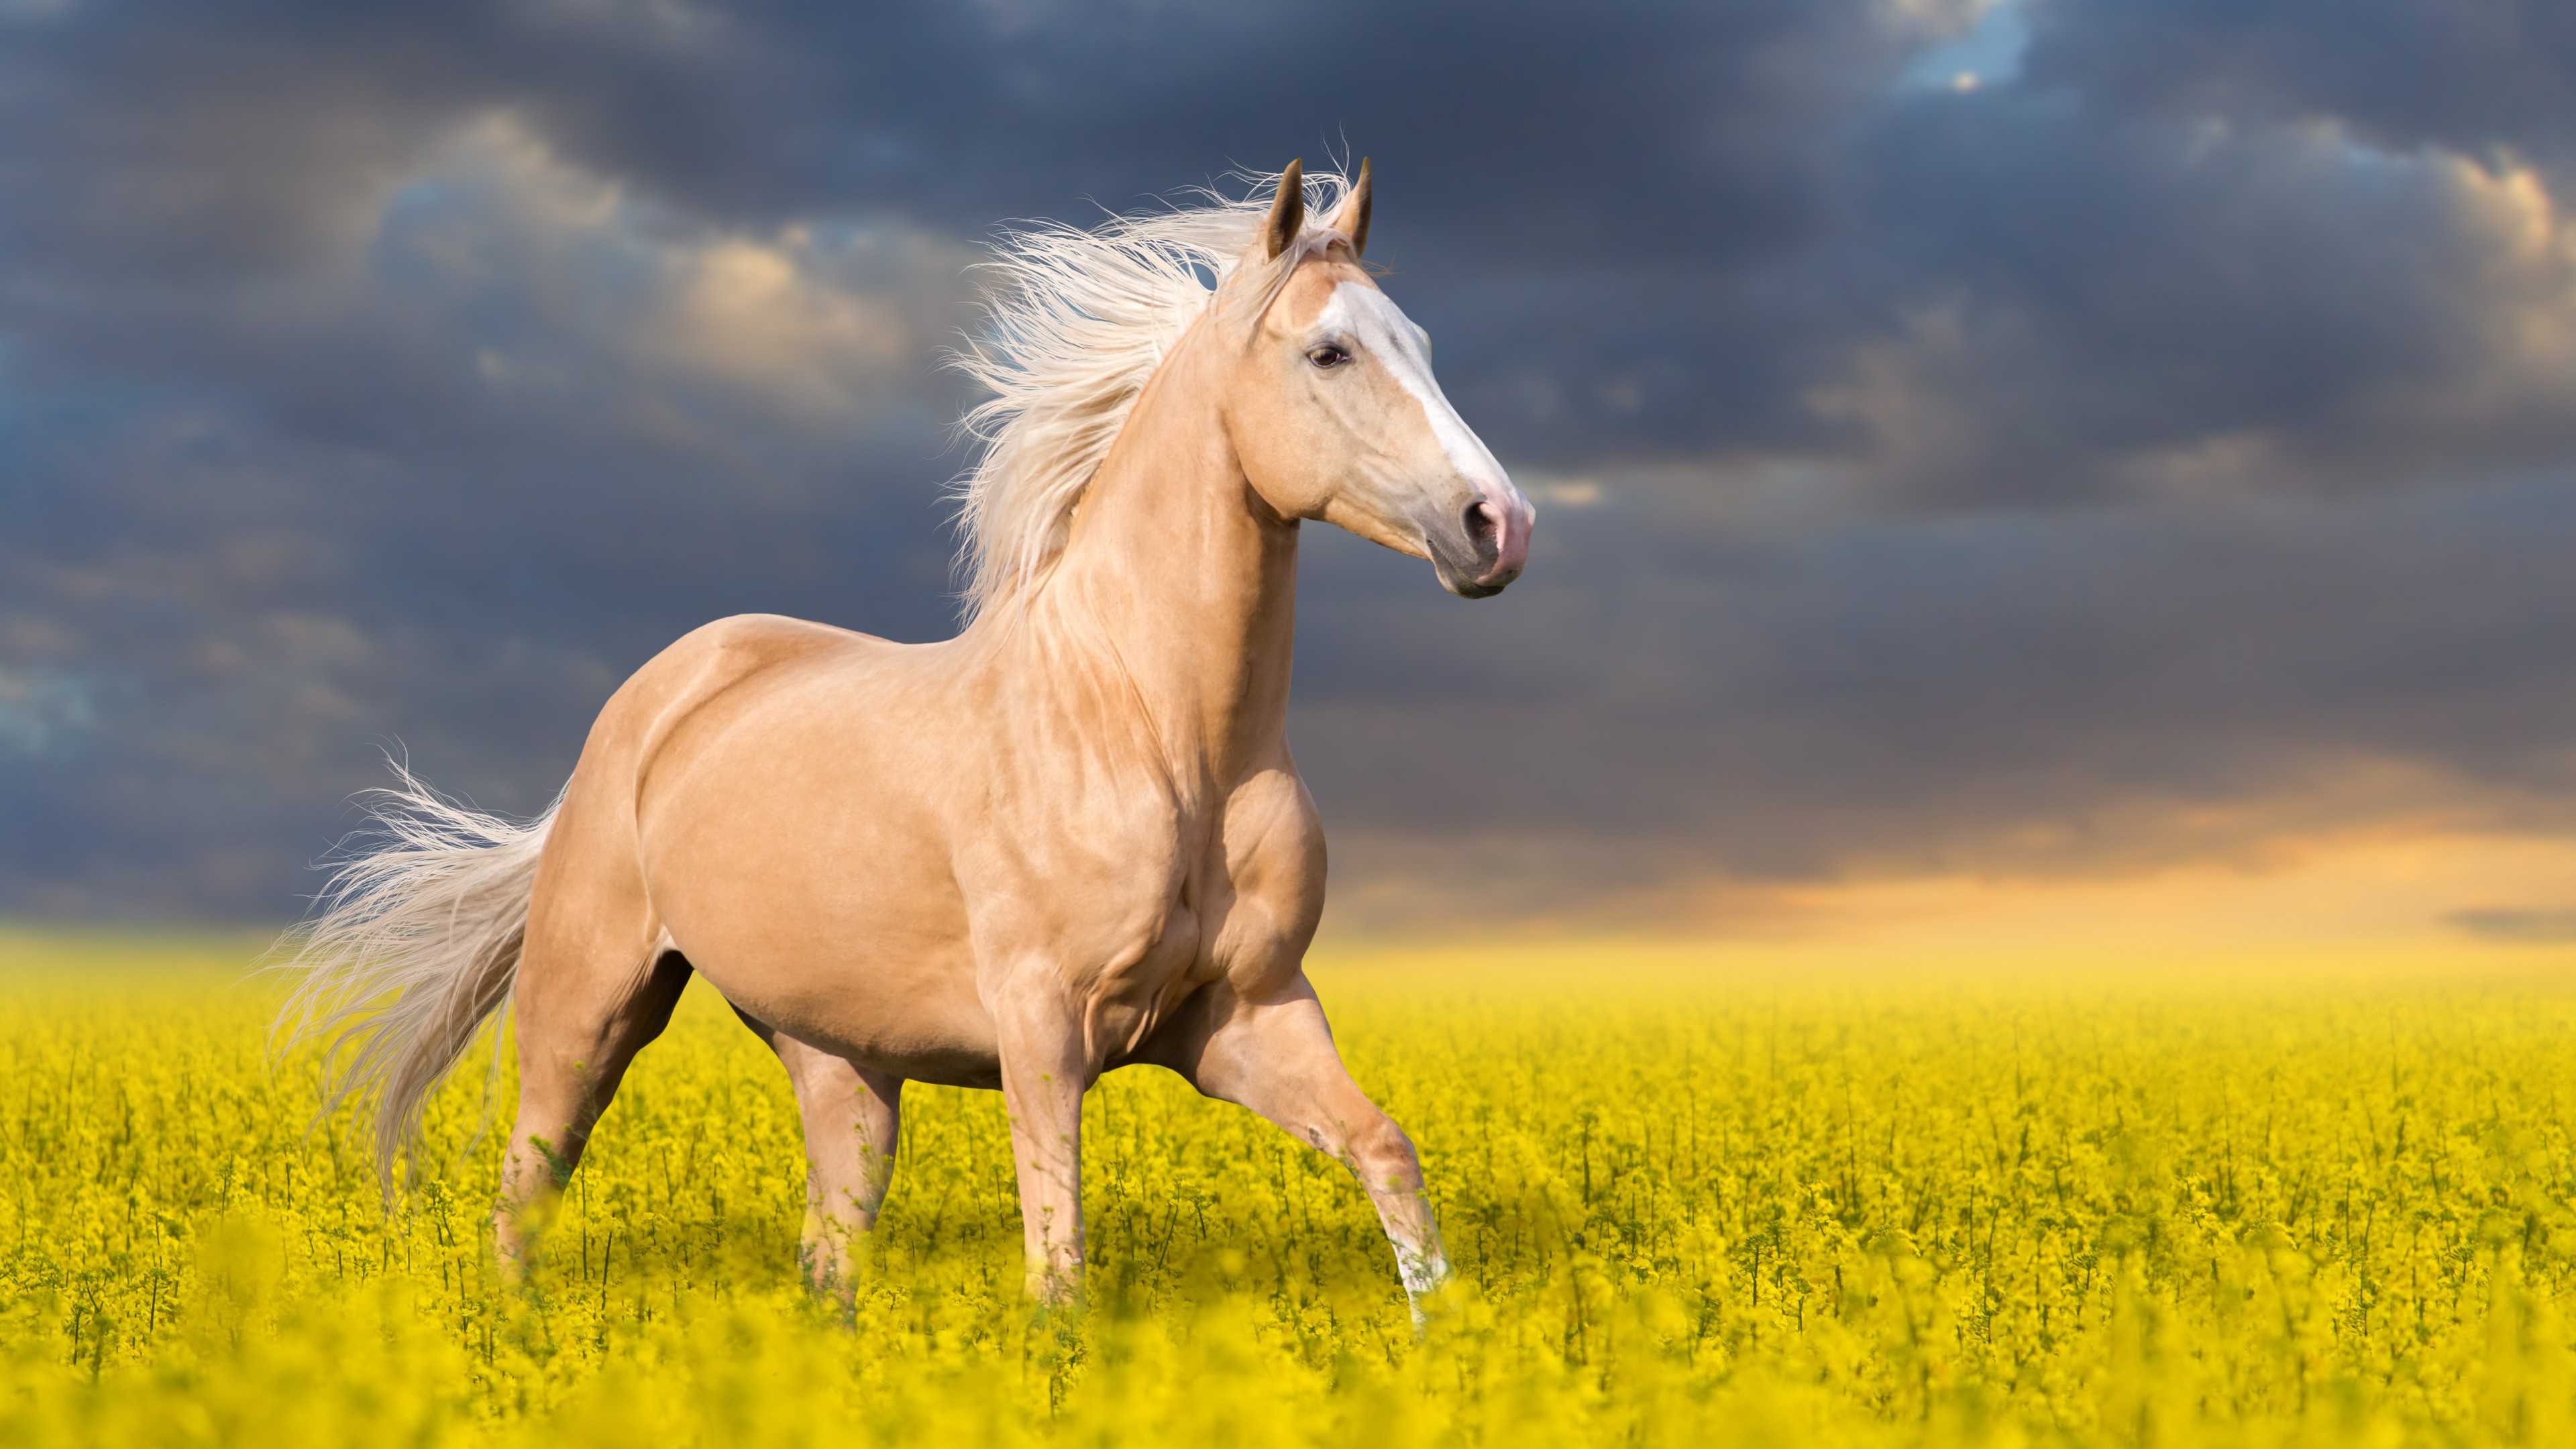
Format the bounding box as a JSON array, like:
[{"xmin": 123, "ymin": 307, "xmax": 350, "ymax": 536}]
[{"xmin": 662, "ymin": 918, "xmax": 997, "ymax": 1085}]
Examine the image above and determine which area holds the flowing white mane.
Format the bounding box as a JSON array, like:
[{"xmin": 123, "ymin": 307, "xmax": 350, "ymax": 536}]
[{"xmin": 947, "ymin": 166, "xmax": 1360, "ymax": 621}]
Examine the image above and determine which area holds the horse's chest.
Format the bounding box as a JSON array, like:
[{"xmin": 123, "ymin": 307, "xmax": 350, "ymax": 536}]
[{"xmin": 1075, "ymin": 784, "xmax": 1320, "ymax": 1051}]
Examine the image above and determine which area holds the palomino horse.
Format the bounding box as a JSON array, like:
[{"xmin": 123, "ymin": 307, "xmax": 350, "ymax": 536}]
[{"xmin": 279, "ymin": 161, "xmax": 1534, "ymax": 1315}]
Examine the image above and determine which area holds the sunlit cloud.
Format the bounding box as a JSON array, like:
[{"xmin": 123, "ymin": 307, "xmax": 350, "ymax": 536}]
[{"xmin": 372, "ymin": 115, "xmax": 970, "ymax": 434}]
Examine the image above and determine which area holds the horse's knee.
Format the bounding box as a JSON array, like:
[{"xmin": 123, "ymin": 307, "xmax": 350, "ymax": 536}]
[{"xmin": 1342, "ymin": 1110, "xmax": 1424, "ymax": 1187}]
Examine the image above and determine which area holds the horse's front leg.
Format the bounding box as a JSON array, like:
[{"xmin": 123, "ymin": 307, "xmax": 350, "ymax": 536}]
[
  {"xmin": 1159, "ymin": 973, "xmax": 1450, "ymax": 1320},
  {"xmin": 991, "ymin": 973, "xmax": 1088, "ymax": 1304}
]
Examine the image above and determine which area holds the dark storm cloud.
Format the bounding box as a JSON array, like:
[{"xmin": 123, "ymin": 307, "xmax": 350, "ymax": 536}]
[
  {"xmin": 0, "ymin": 0, "xmax": 1874, "ymax": 260},
  {"xmin": 2027, "ymin": 0, "xmax": 2576, "ymax": 175},
  {"xmin": 3, "ymin": 0, "xmax": 2573, "ymax": 926}
]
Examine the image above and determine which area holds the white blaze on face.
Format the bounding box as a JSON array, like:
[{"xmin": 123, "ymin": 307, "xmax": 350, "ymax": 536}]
[{"xmin": 1318, "ymin": 282, "xmax": 1515, "ymax": 497}]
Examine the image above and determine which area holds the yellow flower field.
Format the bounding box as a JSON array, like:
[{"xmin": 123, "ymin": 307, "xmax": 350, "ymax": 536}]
[{"xmin": 2, "ymin": 930, "xmax": 2573, "ymax": 1446}]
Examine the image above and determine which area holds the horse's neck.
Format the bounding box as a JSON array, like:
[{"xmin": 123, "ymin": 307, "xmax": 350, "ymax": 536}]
[{"xmin": 1032, "ymin": 331, "xmax": 1298, "ymax": 787}]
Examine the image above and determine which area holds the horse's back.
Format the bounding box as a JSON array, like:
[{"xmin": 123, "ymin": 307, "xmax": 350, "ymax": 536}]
[
  {"xmin": 645, "ymin": 611, "xmax": 892, "ymax": 700},
  {"xmin": 607, "ymin": 610, "xmax": 894, "ymax": 760}
]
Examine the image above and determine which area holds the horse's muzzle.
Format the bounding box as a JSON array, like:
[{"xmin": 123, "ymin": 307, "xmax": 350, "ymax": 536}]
[{"xmin": 1432, "ymin": 493, "xmax": 1534, "ymax": 598}]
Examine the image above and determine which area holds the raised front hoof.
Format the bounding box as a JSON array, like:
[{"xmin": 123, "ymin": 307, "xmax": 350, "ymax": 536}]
[
  {"xmin": 1401, "ymin": 1260, "xmax": 1460, "ymax": 1340},
  {"xmin": 1403, "ymin": 1272, "xmax": 1471, "ymax": 1342}
]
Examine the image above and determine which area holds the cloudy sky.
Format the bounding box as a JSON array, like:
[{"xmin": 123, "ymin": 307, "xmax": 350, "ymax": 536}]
[{"xmin": 4, "ymin": 0, "xmax": 2574, "ymax": 948}]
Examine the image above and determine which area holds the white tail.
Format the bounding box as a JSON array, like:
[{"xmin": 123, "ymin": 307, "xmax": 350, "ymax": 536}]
[{"xmin": 272, "ymin": 763, "xmax": 560, "ymax": 1190}]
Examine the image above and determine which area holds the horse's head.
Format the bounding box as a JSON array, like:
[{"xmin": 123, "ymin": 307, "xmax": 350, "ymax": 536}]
[{"xmin": 1224, "ymin": 161, "xmax": 1535, "ymax": 599}]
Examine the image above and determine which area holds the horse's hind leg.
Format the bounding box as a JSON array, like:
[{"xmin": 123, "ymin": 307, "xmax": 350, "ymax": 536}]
[
  {"xmin": 493, "ymin": 932, "xmax": 692, "ymax": 1279},
  {"xmin": 1155, "ymin": 975, "xmax": 1450, "ymax": 1318},
  {"xmin": 734, "ymin": 1011, "xmax": 903, "ymax": 1299}
]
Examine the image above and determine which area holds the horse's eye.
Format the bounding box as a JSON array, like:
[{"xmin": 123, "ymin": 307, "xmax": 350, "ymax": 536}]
[{"xmin": 1306, "ymin": 344, "xmax": 1351, "ymax": 370}]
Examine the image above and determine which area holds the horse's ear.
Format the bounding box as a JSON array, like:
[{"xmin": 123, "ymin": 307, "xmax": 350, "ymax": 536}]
[
  {"xmin": 1265, "ymin": 160, "xmax": 1305, "ymax": 260},
  {"xmin": 1326, "ymin": 157, "xmax": 1372, "ymax": 258}
]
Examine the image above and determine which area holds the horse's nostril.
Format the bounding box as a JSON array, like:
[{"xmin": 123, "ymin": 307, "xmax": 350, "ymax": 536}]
[{"xmin": 1464, "ymin": 502, "xmax": 1500, "ymax": 564}]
